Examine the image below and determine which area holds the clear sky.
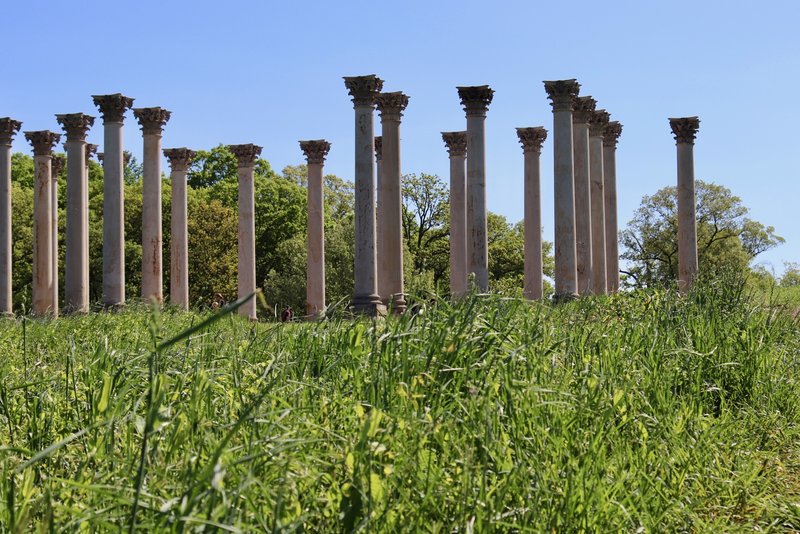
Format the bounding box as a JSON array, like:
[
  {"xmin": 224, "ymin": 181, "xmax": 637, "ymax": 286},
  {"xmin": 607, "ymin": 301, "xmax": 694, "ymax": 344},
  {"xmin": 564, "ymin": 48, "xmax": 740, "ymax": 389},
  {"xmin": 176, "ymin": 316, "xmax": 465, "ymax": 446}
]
[{"xmin": 4, "ymin": 0, "xmax": 799, "ymax": 274}]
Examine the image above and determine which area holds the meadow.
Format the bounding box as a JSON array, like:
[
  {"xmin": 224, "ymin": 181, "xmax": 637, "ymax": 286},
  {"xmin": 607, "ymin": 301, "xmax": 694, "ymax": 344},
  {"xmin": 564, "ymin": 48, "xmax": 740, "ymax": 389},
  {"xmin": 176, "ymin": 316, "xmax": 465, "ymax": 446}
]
[{"xmin": 1, "ymin": 282, "xmax": 800, "ymax": 532}]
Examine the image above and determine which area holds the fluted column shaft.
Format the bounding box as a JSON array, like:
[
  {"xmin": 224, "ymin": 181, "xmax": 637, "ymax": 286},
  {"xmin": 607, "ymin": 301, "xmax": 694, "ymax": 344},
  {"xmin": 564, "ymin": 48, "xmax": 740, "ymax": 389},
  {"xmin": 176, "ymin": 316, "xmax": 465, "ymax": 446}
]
[
  {"xmin": 517, "ymin": 127, "xmax": 548, "ymax": 300},
  {"xmin": 300, "ymin": 140, "xmax": 330, "ymax": 319},
  {"xmin": 671, "ymin": 117, "xmax": 700, "ymax": 293},
  {"xmin": 164, "ymin": 148, "xmax": 194, "ymax": 310},
  {"xmin": 603, "ymin": 121, "xmax": 622, "ymax": 293},
  {"xmin": 589, "ymin": 111, "xmax": 608, "ymax": 295},
  {"xmin": 229, "ymin": 144, "xmax": 261, "ymax": 320},
  {"xmin": 0, "ymin": 118, "xmax": 21, "ymax": 315},
  {"xmin": 442, "ymin": 131, "xmax": 467, "ymax": 298},
  {"xmin": 572, "ymin": 96, "xmax": 594, "ymax": 295}
]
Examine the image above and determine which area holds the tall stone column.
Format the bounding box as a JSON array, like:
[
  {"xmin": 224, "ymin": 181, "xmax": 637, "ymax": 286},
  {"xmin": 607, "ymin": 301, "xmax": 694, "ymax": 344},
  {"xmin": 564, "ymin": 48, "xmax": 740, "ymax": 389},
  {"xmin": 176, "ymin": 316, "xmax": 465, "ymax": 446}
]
[
  {"xmin": 457, "ymin": 85, "xmax": 494, "ymax": 291},
  {"xmin": 133, "ymin": 107, "xmax": 171, "ymax": 304},
  {"xmin": 25, "ymin": 131, "xmax": 60, "ymax": 315},
  {"xmin": 56, "ymin": 113, "xmax": 94, "ymax": 313},
  {"xmin": 603, "ymin": 121, "xmax": 623, "ymax": 293},
  {"xmin": 375, "ymin": 91, "xmax": 409, "ymax": 314},
  {"xmin": 0, "ymin": 118, "xmax": 22, "ymax": 315},
  {"xmin": 300, "ymin": 140, "xmax": 331, "ymax": 319},
  {"xmin": 374, "ymin": 136, "xmax": 387, "ymax": 303},
  {"xmin": 670, "ymin": 117, "xmax": 700, "ymax": 293},
  {"xmin": 442, "ymin": 131, "xmax": 468, "ymax": 298},
  {"xmin": 163, "ymin": 148, "xmax": 195, "ymax": 311},
  {"xmin": 50, "ymin": 154, "xmax": 65, "ymax": 311},
  {"xmin": 544, "ymin": 79, "xmax": 580, "ymax": 300},
  {"xmin": 93, "ymin": 93, "xmax": 134, "ymax": 309},
  {"xmin": 516, "ymin": 127, "xmax": 548, "ymax": 301},
  {"xmin": 229, "ymin": 144, "xmax": 261, "ymax": 320},
  {"xmin": 588, "ymin": 110, "xmax": 609, "ymax": 295},
  {"xmin": 344, "ymin": 75, "xmax": 385, "ymax": 315},
  {"xmin": 572, "ymin": 96, "xmax": 595, "ymax": 295}
]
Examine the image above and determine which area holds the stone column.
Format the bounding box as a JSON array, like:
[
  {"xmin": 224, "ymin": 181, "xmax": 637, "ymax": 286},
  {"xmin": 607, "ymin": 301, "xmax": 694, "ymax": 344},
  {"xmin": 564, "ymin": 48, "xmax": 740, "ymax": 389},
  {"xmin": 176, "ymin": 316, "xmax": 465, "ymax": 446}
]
[
  {"xmin": 588, "ymin": 110, "xmax": 609, "ymax": 295},
  {"xmin": 25, "ymin": 131, "xmax": 60, "ymax": 315},
  {"xmin": 603, "ymin": 121, "xmax": 623, "ymax": 293},
  {"xmin": 544, "ymin": 79, "xmax": 581, "ymax": 300},
  {"xmin": 93, "ymin": 94, "xmax": 133, "ymax": 308},
  {"xmin": 344, "ymin": 75, "xmax": 385, "ymax": 315},
  {"xmin": 670, "ymin": 117, "xmax": 700, "ymax": 294},
  {"xmin": 56, "ymin": 113, "xmax": 94, "ymax": 313},
  {"xmin": 442, "ymin": 131, "xmax": 468, "ymax": 298},
  {"xmin": 572, "ymin": 96, "xmax": 595, "ymax": 295},
  {"xmin": 516, "ymin": 127, "xmax": 548, "ymax": 300},
  {"xmin": 457, "ymin": 85, "xmax": 494, "ymax": 291},
  {"xmin": 0, "ymin": 118, "xmax": 22, "ymax": 315},
  {"xmin": 163, "ymin": 148, "xmax": 195, "ymax": 311},
  {"xmin": 375, "ymin": 92, "xmax": 409, "ymax": 314},
  {"xmin": 374, "ymin": 136, "xmax": 387, "ymax": 303},
  {"xmin": 229, "ymin": 144, "xmax": 261, "ymax": 320},
  {"xmin": 300, "ymin": 140, "xmax": 331, "ymax": 319},
  {"xmin": 133, "ymin": 107, "xmax": 171, "ymax": 304},
  {"xmin": 50, "ymin": 154, "xmax": 65, "ymax": 311}
]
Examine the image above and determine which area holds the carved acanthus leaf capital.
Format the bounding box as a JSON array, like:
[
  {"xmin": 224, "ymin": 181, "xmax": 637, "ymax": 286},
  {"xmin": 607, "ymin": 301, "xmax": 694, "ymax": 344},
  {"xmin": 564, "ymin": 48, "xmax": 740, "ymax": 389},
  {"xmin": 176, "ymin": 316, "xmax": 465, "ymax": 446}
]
[
  {"xmin": 603, "ymin": 121, "xmax": 623, "ymax": 147},
  {"xmin": 85, "ymin": 143, "xmax": 98, "ymax": 162},
  {"xmin": 133, "ymin": 107, "xmax": 171, "ymax": 135},
  {"xmin": 457, "ymin": 85, "xmax": 494, "ymax": 117},
  {"xmin": 516, "ymin": 127, "xmax": 548, "ymax": 153},
  {"xmin": 24, "ymin": 130, "xmax": 61, "ymax": 156},
  {"xmin": 669, "ymin": 116, "xmax": 700, "ymax": 144},
  {"xmin": 543, "ymin": 79, "xmax": 580, "ymax": 112},
  {"xmin": 373, "ymin": 136, "xmax": 382, "ymax": 160},
  {"xmin": 343, "ymin": 75, "xmax": 384, "ymax": 107},
  {"xmin": 123, "ymin": 151, "xmax": 132, "ymax": 166},
  {"xmin": 51, "ymin": 154, "xmax": 66, "ymax": 177},
  {"xmin": 441, "ymin": 131, "xmax": 467, "ymax": 157},
  {"xmin": 299, "ymin": 140, "xmax": 331, "ymax": 165},
  {"xmin": 588, "ymin": 109, "xmax": 610, "ymax": 137},
  {"xmin": 56, "ymin": 113, "xmax": 95, "ymax": 142},
  {"xmin": 572, "ymin": 96, "xmax": 596, "ymax": 124},
  {"xmin": 0, "ymin": 117, "xmax": 22, "ymax": 146},
  {"xmin": 228, "ymin": 144, "xmax": 262, "ymax": 167},
  {"xmin": 375, "ymin": 91, "xmax": 410, "ymax": 121},
  {"xmin": 92, "ymin": 93, "xmax": 134, "ymax": 123},
  {"xmin": 163, "ymin": 148, "xmax": 196, "ymax": 172}
]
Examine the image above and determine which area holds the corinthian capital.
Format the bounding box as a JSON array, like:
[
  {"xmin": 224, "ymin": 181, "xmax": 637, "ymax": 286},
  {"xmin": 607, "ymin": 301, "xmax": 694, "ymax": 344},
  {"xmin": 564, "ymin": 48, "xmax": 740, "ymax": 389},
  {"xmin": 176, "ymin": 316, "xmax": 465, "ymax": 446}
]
[
  {"xmin": 228, "ymin": 144, "xmax": 262, "ymax": 167},
  {"xmin": 457, "ymin": 85, "xmax": 494, "ymax": 117},
  {"xmin": 516, "ymin": 127, "xmax": 548, "ymax": 153},
  {"xmin": 163, "ymin": 148, "xmax": 196, "ymax": 172},
  {"xmin": 669, "ymin": 117, "xmax": 700, "ymax": 144},
  {"xmin": 543, "ymin": 79, "xmax": 580, "ymax": 112},
  {"xmin": 299, "ymin": 140, "xmax": 331, "ymax": 165},
  {"xmin": 85, "ymin": 143, "xmax": 98, "ymax": 162},
  {"xmin": 374, "ymin": 136, "xmax": 382, "ymax": 161},
  {"xmin": 603, "ymin": 121, "xmax": 623, "ymax": 148},
  {"xmin": 51, "ymin": 154, "xmax": 66, "ymax": 177},
  {"xmin": 56, "ymin": 113, "xmax": 95, "ymax": 142},
  {"xmin": 572, "ymin": 96, "xmax": 596, "ymax": 124},
  {"xmin": 24, "ymin": 130, "xmax": 61, "ymax": 156},
  {"xmin": 441, "ymin": 131, "xmax": 467, "ymax": 157},
  {"xmin": 133, "ymin": 107, "xmax": 171, "ymax": 135},
  {"xmin": 588, "ymin": 110, "xmax": 610, "ymax": 137},
  {"xmin": 0, "ymin": 117, "xmax": 22, "ymax": 146},
  {"xmin": 375, "ymin": 91, "xmax": 410, "ymax": 121},
  {"xmin": 343, "ymin": 75, "xmax": 384, "ymax": 107},
  {"xmin": 92, "ymin": 93, "xmax": 135, "ymax": 123}
]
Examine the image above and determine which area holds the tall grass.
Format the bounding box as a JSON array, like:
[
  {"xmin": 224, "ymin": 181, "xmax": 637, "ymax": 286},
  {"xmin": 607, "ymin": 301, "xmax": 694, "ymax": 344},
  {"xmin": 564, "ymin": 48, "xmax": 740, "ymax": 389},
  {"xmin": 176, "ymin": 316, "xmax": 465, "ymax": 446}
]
[{"xmin": 1, "ymin": 280, "xmax": 800, "ymax": 531}]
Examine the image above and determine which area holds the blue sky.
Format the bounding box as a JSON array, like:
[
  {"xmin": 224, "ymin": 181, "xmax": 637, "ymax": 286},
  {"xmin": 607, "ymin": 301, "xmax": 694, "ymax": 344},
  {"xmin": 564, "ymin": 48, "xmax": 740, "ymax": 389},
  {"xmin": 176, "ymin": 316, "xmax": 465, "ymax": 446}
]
[{"xmin": 5, "ymin": 0, "xmax": 799, "ymax": 274}]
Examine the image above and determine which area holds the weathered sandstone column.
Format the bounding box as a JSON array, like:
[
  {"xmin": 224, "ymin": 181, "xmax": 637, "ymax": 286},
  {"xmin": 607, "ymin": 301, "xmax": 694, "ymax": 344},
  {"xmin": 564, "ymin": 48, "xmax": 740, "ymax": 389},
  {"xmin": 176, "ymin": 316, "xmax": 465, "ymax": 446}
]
[
  {"xmin": 670, "ymin": 116, "xmax": 700, "ymax": 293},
  {"xmin": 0, "ymin": 118, "xmax": 22, "ymax": 315},
  {"xmin": 603, "ymin": 121, "xmax": 623, "ymax": 292},
  {"xmin": 572, "ymin": 96, "xmax": 595, "ymax": 294},
  {"xmin": 375, "ymin": 92, "xmax": 409, "ymax": 314},
  {"xmin": 457, "ymin": 85, "xmax": 494, "ymax": 291},
  {"xmin": 229, "ymin": 144, "xmax": 261, "ymax": 320},
  {"xmin": 163, "ymin": 148, "xmax": 195, "ymax": 310},
  {"xmin": 56, "ymin": 113, "xmax": 94, "ymax": 313},
  {"xmin": 589, "ymin": 110, "xmax": 609, "ymax": 295},
  {"xmin": 516, "ymin": 127, "xmax": 548, "ymax": 300},
  {"xmin": 374, "ymin": 136, "xmax": 387, "ymax": 303},
  {"xmin": 25, "ymin": 131, "xmax": 60, "ymax": 315},
  {"xmin": 50, "ymin": 154, "xmax": 65, "ymax": 310},
  {"xmin": 133, "ymin": 107, "xmax": 170, "ymax": 304},
  {"xmin": 544, "ymin": 79, "xmax": 580, "ymax": 300},
  {"xmin": 300, "ymin": 140, "xmax": 331, "ymax": 319},
  {"xmin": 93, "ymin": 94, "xmax": 133, "ymax": 308},
  {"xmin": 442, "ymin": 131, "xmax": 468, "ymax": 298},
  {"xmin": 344, "ymin": 75, "xmax": 385, "ymax": 315}
]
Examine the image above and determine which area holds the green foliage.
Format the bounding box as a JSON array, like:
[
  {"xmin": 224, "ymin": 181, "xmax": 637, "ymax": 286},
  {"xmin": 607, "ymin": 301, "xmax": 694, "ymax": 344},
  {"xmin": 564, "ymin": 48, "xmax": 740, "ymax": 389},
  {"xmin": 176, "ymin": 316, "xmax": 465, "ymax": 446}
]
[{"xmin": 781, "ymin": 261, "xmax": 800, "ymax": 288}]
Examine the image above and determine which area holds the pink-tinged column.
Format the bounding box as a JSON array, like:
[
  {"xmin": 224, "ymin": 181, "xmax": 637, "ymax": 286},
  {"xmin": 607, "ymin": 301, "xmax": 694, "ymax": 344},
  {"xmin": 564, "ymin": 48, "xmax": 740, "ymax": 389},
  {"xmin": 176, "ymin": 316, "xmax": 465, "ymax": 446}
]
[
  {"xmin": 441, "ymin": 131, "xmax": 468, "ymax": 298},
  {"xmin": 374, "ymin": 136, "xmax": 387, "ymax": 303},
  {"xmin": 0, "ymin": 118, "xmax": 22, "ymax": 315},
  {"xmin": 669, "ymin": 116, "xmax": 700, "ymax": 293},
  {"xmin": 300, "ymin": 140, "xmax": 331, "ymax": 319},
  {"xmin": 163, "ymin": 148, "xmax": 195, "ymax": 310},
  {"xmin": 572, "ymin": 96, "xmax": 595, "ymax": 295},
  {"xmin": 603, "ymin": 121, "xmax": 623, "ymax": 292},
  {"xmin": 229, "ymin": 143, "xmax": 262, "ymax": 320},
  {"xmin": 588, "ymin": 109, "xmax": 609, "ymax": 295},
  {"xmin": 516, "ymin": 127, "xmax": 548, "ymax": 300},
  {"xmin": 50, "ymin": 154, "xmax": 65, "ymax": 310}
]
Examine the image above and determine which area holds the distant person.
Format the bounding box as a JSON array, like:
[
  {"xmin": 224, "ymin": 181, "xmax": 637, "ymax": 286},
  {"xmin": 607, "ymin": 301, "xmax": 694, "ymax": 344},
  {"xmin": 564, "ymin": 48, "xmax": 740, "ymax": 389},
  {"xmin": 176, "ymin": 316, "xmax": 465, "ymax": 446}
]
[{"xmin": 281, "ymin": 305, "xmax": 294, "ymax": 322}]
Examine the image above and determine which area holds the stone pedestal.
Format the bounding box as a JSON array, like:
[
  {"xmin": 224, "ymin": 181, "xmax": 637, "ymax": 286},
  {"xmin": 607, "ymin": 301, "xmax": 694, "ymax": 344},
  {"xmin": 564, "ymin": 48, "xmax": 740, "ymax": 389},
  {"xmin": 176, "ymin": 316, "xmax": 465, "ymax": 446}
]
[
  {"xmin": 50, "ymin": 154, "xmax": 65, "ymax": 311},
  {"xmin": 589, "ymin": 110, "xmax": 609, "ymax": 295},
  {"xmin": 300, "ymin": 140, "xmax": 331, "ymax": 319},
  {"xmin": 56, "ymin": 113, "xmax": 94, "ymax": 313},
  {"xmin": 516, "ymin": 127, "xmax": 548, "ymax": 300},
  {"xmin": 670, "ymin": 117, "xmax": 700, "ymax": 294},
  {"xmin": 229, "ymin": 144, "xmax": 262, "ymax": 320},
  {"xmin": 344, "ymin": 75, "xmax": 385, "ymax": 316},
  {"xmin": 375, "ymin": 92, "xmax": 409, "ymax": 314},
  {"xmin": 603, "ymin": 121, "xmax": 623, "ymax": 293},
  {"xmin": 442, "ymin": 131, "xmax": 468, "ymax": 298},
  {"xmin": 572, "ymin": 96, "xmax": 595, "ymax": 295},
  {"xmin": 93, "ymin": 93, "xmax": 134, "ymax": 308},
  {"xmin": 25, "ymin": 131, "xmax": 61, "ymax": 315},
  {"xmin": 544, "ymin": 79, "xmax": 581, "ymax": 301},
  {"xmin": 164, "ymin": 148, "xmax": 195, "ymax": 310},
  {"xmin": 457, "ymin": 85, "xmax": 494, "ymax": 291},
  {"xmin": 0, "ymin": 118, "xmax": 22, "ymax": 315},
  {"xmin": 133, "ymin": 107, "xmax": 171, "ymax": 304}
]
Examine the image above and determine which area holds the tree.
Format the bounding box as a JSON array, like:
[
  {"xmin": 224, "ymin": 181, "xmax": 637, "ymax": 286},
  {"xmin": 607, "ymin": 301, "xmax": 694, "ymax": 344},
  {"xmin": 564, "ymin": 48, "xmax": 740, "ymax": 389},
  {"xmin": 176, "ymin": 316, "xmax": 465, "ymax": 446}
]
[
  {"xmin": 487, "ymin": 214, "xmax": 555, "ymax": 297},
  {"xmin": 621, "ymin": 180, "xmax": 783, "ymax": 288},
  {"xmin": 781, "ymin": 262, "xmax": 800, "ymax": 288},
  {"xmin": 401, "ymin": 172, "xmax": 449, "ymax": 289}
]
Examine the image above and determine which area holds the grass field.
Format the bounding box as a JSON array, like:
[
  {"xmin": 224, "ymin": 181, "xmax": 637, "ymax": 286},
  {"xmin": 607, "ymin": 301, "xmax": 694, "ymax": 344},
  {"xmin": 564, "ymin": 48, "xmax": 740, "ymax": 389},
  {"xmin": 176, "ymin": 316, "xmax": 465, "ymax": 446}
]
[{"xmin": 2, "ymin": 282, "xmax": 800, "ymax": 531}]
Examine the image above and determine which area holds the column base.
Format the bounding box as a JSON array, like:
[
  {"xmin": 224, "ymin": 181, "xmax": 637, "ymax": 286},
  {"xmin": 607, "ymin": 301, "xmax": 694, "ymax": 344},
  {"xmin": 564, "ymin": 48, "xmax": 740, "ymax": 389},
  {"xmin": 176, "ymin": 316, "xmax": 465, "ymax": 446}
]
[
  {"xmin": 350, "ymin": 293, "xmax": 387, "ymax": 317},
  {"xmin": 385, "ymin": 293, "xmax": 407, "ymax": 315},
  {"xmin": 552, "ymin": 292, "xmax": 579, "ymax": 304}
]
